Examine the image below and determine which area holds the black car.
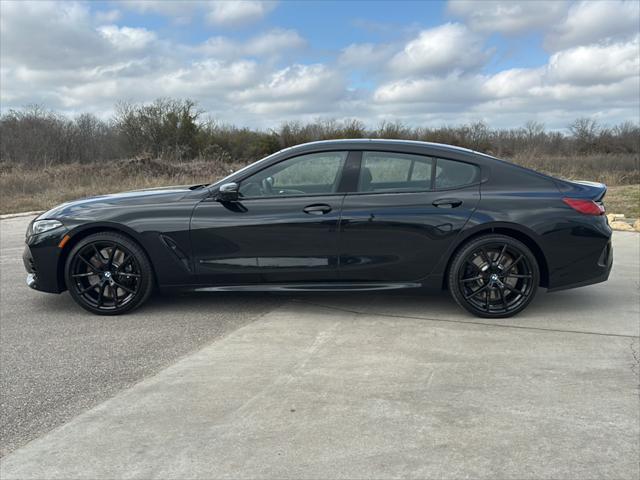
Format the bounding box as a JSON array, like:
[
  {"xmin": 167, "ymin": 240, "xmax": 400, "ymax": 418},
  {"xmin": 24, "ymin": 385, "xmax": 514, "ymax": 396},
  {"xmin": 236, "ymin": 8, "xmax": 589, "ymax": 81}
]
[{"xmin": 23, "ymin": 139, "xmax": 612, "ymax": 318}]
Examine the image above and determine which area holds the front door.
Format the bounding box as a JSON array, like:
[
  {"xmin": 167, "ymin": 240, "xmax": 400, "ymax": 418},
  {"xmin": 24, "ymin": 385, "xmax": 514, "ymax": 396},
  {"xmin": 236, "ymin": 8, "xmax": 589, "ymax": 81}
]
[
  {"xmin": 190, "ymin": 151, "xmax": 348, "ymax": 285},
  {"xmin": 338, "ymin": 151, "xmax": 481, "ymax": 282}
]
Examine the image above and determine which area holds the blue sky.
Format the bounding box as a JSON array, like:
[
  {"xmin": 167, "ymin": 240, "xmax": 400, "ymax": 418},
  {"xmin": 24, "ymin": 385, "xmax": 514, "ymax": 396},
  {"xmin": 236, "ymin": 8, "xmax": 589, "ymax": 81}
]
[
  {"xmin": 1, "ymin": 1, "xmax": 639, "ymax": 129},
  {"xmin": 79, "ymin": 1, "xmax": 551, "ymax": 74}
]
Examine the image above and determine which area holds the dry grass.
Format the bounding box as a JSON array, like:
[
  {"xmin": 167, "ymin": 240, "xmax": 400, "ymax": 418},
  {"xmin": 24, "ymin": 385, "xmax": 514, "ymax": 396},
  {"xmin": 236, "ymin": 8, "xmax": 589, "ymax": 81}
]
[
  {"xmin": 1, "ymin": 155, "xmax": 639, "ymax": 218},
  {"xmin": 508, "ymin": 153, "xmax": 639, "ymax": 186},
  {"xmin": 0, "ymin": 158, "xmax": 243, "ymax": 215},
  {"xmin": 605, "ymin": 185, "xmax": 640, "ymax": 219}
]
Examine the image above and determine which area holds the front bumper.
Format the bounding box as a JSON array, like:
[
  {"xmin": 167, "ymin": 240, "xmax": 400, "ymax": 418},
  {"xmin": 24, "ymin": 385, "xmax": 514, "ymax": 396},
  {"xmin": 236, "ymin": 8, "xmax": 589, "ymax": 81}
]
[
  {"xmin": 23, "ymin": 227, "xmax": 68, "ymax": 294},
  {"xmin": 26, "ymin": 273, "xmax": 37, "ymax": 289},
  {"xmin": 23, "ymin": 245, "xmax": 39, "ymax": 289}
]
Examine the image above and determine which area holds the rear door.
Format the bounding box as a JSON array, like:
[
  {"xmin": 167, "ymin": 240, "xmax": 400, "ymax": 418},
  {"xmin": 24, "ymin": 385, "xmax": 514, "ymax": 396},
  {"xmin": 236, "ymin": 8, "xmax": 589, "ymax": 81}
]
[
  {"xmin": 338, "ymin": 151, "xmax": 481, "ymax": 282},
  {"xmin": 190, "ymin": 151, "xmax": 348, "ymax": 285}
]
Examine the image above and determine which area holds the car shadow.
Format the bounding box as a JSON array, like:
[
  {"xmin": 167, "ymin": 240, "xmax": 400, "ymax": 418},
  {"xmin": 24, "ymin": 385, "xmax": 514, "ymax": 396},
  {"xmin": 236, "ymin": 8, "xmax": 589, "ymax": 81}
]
[
  {"xmin": 26, "ymin": 283, "xmax": 632, "ymax": 337},
  {"xmin": 148, "ymin": 284, "xmax": 615, "ymax": 320}
]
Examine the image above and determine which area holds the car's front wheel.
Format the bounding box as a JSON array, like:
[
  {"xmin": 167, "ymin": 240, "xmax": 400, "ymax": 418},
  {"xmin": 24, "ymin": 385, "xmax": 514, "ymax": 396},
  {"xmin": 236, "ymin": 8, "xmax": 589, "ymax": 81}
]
[
  {"xmin": 448, "ymin": 234, "xmax": 539, "ymax": 318},
  {"xmin": 65, "ymin": 232, "xmax": 154, "ymax": 315}
]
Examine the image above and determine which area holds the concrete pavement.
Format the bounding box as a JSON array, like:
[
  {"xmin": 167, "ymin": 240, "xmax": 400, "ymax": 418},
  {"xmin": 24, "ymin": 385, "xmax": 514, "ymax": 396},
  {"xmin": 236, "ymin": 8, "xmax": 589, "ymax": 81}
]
[
  {"xmin": 0, "ymin": 216, "xmax": 283, "ymax": 457},
  {"xmin": 1, "ymin": 216, "xmax": 639, "ymax": 478}
]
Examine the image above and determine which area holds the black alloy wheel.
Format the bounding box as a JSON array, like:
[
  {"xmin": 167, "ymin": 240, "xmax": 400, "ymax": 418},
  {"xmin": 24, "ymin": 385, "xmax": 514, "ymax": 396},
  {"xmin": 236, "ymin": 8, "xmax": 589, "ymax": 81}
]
[
  {"xmin": 448, "ymin": 234, "xmax": 539, "ymax": 318},
  {"xmin": 65, "ymin": 232, "xmax": 154, "ymax": 315}
]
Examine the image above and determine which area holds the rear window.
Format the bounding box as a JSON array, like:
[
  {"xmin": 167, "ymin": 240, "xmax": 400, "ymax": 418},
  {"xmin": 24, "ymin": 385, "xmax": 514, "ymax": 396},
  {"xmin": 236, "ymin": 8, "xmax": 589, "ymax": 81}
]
[
  {"xmin": 356, "ymin": 152, "xmax": 479, "ymax": 193},
  {"xmin": 358, "ymin": 152, "xmax": 433, "ymax": 192},
  {"xmin": 434, "ymin": 158, "xmax": 479, "ymax": 189}
]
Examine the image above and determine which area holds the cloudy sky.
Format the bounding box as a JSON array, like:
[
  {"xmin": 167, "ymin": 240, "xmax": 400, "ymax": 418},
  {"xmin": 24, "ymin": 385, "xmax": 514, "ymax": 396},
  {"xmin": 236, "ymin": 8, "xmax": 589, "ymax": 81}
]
[{"xmin": 1, "ymin": 0, "xmax": 639, "ymax": 129}]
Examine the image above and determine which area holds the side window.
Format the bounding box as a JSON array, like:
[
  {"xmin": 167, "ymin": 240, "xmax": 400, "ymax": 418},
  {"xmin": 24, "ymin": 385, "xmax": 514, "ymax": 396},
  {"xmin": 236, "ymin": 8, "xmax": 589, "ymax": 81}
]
[
  {"xmin": 434, "ymin": 158, "xmax": 479, "ymax": 189},
  {"xmin": 358, "ymin": 152, "xmax": 433, "ymax": 193},
  {"xmin": 239, "ymin": 151, "xmax": 347, "ymax": 198}
]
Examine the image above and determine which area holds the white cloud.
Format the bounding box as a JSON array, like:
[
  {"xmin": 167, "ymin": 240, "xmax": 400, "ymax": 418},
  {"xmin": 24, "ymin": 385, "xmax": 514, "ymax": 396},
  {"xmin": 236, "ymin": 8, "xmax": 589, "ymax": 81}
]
[
  {"xmin": 0, "ymin": 1, "xmax": 268, "ymax": 121},
  {"xmin": 98, "ymin": 25, "xmax": 157, "ymax": 51},
  {"xmin": 119, "ymin": 1, "xmax": 199, "ymax": 25},
  {"xmin": 530, "ymin": 76, "xmax": 639, "ymax": 104},
  {"xmin": 198, "ymin": 36, "xmax": 235, "ymax": 56},
  {"xmin": 1, "ymin": 0, "xmax": 638, "ymax": 129},
  {"xmin": 120, "ymin": 0, "xmax": 190, "ymax": 16},
  {"xmin": 0, "ymin": 1, "xmax": 107, "ymax": 69},
  {"xmin": 206, "ymin": 1, "xmax": 276, "ymax": 26},
  {"xmin": 237, "ymin": 64, "xmax": 341, "ymax": 99},
  {"xmin": 246, "ymin": 29, "xmax": 305, "ymax": 56},
  {"xmin": 230, "ymin": 64, "xmax": 346, "ymax": 114},
  {"xmin": 389, "ymin": 23, "xmax": 490, "ymax": 75},
  {"xmin": 372, "ymin": 36, "xmax": 640, "ymax": 127},
  {"xmin": 483, "ymin": 68, "xmax": 543, "ymax": 98},
  {"xmin": 200, "ymin": 29, "xmax": 305, "ymax": 59},
  {"xmin": 94, "ymin": 9, "xmax": 121, "ymax": 23},
  {"xmin": 161, "ymin": 60, "xmax": 261, "ymax": 95},
  {"xmin": 374, "ymin": 74, "xmax": 486, "ymax": 105},
  {"xmin": 545, "ymin": 0, "xmax": 640, "ymax": 50},
  {"xmin": 448, "ymin": 0, "xmax": 568, "ymax": 34},
  {"xmin": 546, "ymin": 36, "xmax": 640, "ymax": 85},
  {"xmin": 338, "ymin": 43, "xmax": 396, "ymax": 69},
  {"xmin": 119, "ymin": 1, "xmax": 277, "ymax": 26}
]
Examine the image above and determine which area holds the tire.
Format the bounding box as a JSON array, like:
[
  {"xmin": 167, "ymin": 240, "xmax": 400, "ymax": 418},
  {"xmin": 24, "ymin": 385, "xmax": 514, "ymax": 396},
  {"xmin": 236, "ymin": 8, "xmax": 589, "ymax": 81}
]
[
  {"xmin": 64, "ymin": 232, "xmax": 154, "ymax": 315},
  {"xmin": 448, "ymin": 234, "xmax": 539, "ymax": 318}
]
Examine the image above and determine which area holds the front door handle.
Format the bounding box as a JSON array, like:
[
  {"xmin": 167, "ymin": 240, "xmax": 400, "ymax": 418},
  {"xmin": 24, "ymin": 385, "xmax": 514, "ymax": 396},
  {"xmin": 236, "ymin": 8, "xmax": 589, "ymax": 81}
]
[
  {"xmin": 432, "ymin": 198, "xmax": 462, "ymax": 208},
  {"xmin": 303, "ymin": 204, "xmax": 332, "ymax": 215}
]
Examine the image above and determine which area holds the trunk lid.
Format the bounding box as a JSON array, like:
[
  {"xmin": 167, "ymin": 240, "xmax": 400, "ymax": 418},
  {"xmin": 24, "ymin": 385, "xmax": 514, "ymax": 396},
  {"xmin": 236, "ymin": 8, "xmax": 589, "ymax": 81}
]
[{"xmin": 554, "ymin": 179, "xmax": 607, "ymax": 201}]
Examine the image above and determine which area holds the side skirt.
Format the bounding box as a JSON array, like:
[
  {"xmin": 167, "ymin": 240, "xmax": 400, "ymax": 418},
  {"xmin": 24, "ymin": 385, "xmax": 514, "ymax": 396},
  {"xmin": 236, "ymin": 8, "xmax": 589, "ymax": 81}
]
[{"xmin": 164, "ymin": 282, "xmax": 423, "ymax": 293}]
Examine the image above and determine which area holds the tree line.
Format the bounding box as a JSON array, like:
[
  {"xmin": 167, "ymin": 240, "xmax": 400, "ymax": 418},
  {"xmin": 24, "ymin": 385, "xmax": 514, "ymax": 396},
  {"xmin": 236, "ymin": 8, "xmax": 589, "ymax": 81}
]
[{"xmin": 1, "ymin": 98, "xmax": 638, "ymax": 169}]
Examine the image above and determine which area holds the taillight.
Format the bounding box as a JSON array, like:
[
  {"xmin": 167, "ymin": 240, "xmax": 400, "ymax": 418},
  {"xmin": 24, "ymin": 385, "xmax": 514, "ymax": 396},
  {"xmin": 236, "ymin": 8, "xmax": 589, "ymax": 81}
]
[{"xmin": 562, "ymin": 198, "xmax": 605, "ymax": 216}]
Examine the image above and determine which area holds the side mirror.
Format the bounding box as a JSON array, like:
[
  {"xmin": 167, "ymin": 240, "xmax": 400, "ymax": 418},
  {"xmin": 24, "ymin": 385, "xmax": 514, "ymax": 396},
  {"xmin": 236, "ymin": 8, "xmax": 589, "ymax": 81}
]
[{"xmin": 216, "ymin": 182, "xmax": 239, "ymax": 202}]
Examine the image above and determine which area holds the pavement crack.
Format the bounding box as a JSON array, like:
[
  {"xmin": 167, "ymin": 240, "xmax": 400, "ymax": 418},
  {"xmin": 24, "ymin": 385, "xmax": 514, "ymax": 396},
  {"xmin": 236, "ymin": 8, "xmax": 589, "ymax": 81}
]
[
  {"xmin": 292, "ymin": 299, "xmax": 640, "ymax": 340},
  {"xmin": 629, "ymin": 340, "xmax": 640, "ymax": 388}
]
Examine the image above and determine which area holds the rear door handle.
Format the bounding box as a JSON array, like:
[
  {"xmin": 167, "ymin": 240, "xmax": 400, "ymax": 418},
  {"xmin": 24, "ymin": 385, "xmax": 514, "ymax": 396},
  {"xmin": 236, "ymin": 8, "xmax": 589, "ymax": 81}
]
[
  {"xmin": 432, "ymin": 198, "xmax": 462, "ymax": 208},
  {"xmin": 303, "ymin": 204, "xmax": 332, "ymax": 215}
]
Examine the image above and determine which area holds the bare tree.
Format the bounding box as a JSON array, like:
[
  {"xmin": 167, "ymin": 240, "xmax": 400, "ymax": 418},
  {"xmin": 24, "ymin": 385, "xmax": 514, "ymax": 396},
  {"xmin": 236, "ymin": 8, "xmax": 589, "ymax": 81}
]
[
  {"xmin": 1, "ymin": 100, "xmax": 638, "ymax": 172},
  {"xmin": 569, "ymin": 118, "xmax": 600, "ymax": 154}
]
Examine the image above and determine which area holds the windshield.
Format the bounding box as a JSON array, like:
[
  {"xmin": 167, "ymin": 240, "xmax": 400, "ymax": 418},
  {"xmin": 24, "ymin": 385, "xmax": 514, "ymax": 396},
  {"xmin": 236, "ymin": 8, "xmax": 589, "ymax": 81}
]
[{"xmin": 206, "ymin": 149, "xmax": 284, "ymax": 188}]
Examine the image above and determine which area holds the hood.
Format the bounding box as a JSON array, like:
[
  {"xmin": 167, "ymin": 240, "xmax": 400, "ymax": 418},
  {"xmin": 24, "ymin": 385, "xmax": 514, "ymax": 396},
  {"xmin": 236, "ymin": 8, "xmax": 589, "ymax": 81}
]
[{"xmin": 38, "ymin": 185, "xmax": 205, "ymax": 220}]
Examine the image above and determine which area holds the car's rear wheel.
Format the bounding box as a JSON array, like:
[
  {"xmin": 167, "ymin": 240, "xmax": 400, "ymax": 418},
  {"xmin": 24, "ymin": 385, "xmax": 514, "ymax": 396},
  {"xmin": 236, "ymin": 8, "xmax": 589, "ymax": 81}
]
[
  {"xmin": 448, "ymin": 234, "xmax": 539, "ymax": 318},
  {"xmin": 65, "ymin": 232, "xmax": 154, "ymax": 315}
]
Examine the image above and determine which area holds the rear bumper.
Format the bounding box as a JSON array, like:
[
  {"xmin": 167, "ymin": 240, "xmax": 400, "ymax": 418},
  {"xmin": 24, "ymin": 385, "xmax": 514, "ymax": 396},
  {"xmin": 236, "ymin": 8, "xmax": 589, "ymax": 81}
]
[{"xmin": 547, "ymin": 239, "xmax": 613, "ymax": 292}]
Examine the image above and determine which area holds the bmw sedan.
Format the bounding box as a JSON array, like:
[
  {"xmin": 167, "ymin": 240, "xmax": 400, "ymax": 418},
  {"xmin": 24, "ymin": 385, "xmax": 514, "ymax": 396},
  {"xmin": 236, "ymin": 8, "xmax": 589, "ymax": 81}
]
[{"xmin": 23, "ymin": 139, "xmax": 613, "ymax": 318}]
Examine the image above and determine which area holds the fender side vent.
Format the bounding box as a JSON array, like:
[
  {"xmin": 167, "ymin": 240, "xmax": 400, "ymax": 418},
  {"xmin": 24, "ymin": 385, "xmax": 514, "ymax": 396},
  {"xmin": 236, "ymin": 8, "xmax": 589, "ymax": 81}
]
[{"xmin": 159, "ymin": 234, "xmax": 192, "ymax": 272}]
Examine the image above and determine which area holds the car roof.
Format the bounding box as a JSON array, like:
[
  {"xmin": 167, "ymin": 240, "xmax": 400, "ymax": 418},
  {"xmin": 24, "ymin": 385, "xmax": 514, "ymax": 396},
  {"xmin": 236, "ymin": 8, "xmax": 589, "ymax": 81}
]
[
  {"xmin": 280, "ymin": 138, "xmax": 496, "ymax": 159},
  {"xmin": 271, "ymin": 139, "xmax": 561, "ymax": 185}
]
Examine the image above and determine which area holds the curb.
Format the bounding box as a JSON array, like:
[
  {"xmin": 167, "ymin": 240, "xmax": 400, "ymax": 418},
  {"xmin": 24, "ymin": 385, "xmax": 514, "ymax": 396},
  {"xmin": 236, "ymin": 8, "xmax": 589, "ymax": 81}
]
[{"xmin": 0, "ymin": 211, "xmax": 44, "ymax": 220}]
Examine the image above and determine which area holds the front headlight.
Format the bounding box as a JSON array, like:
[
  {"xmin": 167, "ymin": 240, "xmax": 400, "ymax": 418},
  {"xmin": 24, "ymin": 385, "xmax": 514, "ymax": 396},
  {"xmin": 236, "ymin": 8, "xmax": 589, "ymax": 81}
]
[{"xmin": 31, "ymin": 219, "xmax": 63, "ymax": 235}]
